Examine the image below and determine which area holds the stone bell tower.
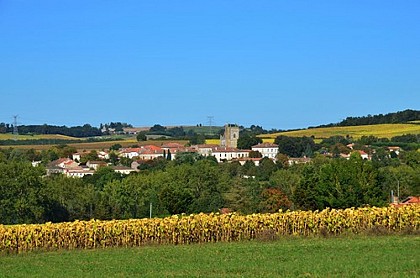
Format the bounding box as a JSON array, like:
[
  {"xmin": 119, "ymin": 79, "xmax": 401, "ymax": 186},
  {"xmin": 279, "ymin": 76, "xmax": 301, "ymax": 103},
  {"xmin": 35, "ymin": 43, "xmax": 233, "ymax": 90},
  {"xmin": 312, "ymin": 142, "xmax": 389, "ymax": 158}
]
[{"xmin": 220, "ymin": 124, "xmax": 239, "ymax": 148}]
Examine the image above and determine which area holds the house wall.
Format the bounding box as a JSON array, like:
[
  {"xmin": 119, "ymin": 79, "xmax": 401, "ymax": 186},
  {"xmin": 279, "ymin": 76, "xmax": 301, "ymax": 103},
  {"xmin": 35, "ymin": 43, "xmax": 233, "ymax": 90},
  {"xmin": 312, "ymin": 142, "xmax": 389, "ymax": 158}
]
[{"xmin": 252, "ymin": 147, "xmax": 278, "ymax": 159}]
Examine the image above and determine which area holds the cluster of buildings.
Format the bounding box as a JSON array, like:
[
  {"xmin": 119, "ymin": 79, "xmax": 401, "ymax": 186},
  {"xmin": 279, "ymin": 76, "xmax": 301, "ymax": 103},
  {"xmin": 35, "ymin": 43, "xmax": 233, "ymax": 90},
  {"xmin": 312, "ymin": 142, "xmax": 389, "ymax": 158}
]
[
  {"xmin": 46, "ymin": 158, "xmax": 138, "ymax": 178},
  {"xmin": 44, "ymin": 124, "xmax": 404, "ymax": 179},
  {"xmin": 120, "ymin": 125, "xmax": 282, "ymax": 164},
  {"xmin": 44, "ymin": 125, "xmax": 284, "ymax": 178},
  {"xmin": 338, "ymin": 144, "xmax": 401, "ymax": 160}
]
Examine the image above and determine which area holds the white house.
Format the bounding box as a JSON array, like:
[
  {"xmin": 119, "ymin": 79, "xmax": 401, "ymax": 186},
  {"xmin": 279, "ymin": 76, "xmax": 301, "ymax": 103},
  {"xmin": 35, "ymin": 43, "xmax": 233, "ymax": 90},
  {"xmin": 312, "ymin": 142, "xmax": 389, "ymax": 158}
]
[
  {"xmin": 98, "ymin": 151, "xmax": 110, "ymax": 160},
  {"xmin": 251, "ymin": 142, "xmax": 279, "ymax": 159},
  {"xmin": 340, "ymin": 150, "xmax": 370, "ymax": 160},
  {"xmin": 112, "ymin": 166, "xmax": 138, "ymax": 175},
  {"xmin": 193, "ymin": 144, "xmax": 219, "ymax": 157},
  {"xmin": 236, "ymin": 157, "xmax": 262, "ymax": 166},
  {"xmin": 65, "ymin": 168, "xmax": 95, "ymax": 178},
  {"xmin": 288, "ymin": 157, "xmax": 312, "ymax": 166},
  {"xmin": 138, "ymin": 149, "xmax": 165, "ymax": 160},
  {"xmin": 211, "ymin": 147, "xmax": 250, "ymax": 163},
  {"xmin": 119, "ymin": 148, "xmax": 141, "ymax": 159},
  {"xmin": 86, "ymin": 160, "xmax": 108, "ymax": 170},
  {"xmin": 387, "ymin": 146, "xmax": 401, "ymax": 155},
  {"xmin": 72, "ymin": 152, "xmax": 82, "ymax": 161},
  {"xmin": 358, "ymin": 150, "xmax": 370, "ymax": 160}
]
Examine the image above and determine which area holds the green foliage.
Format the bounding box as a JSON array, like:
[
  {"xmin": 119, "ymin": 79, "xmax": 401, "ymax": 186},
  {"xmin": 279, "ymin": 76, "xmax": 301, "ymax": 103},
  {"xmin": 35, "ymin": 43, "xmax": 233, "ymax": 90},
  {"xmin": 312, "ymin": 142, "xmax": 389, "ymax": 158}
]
[
  {"xmin": 80, "ymin": 150, "xmax": 99, "ymax": 164},
  {"xmin": 293, "ymin": 157, "xmax": 385, "ymax": 210},
  {"xmin": 42, "ymin": 175, "xmax": 94, "ymax": 222},
  {"xmin": 109, "ymin": 143, "xmax": 122, "ymax": 151},
  {"xmin": 391, "ymin": 134, "xmax": 420, "ymax": 143},
  {"xmin": 249, "ymin": 150, "xmax": 262, "ymax": 158},
  {"xmin": 136, "ymin": 131, "xmax": 147, "ymax": 141},
  {"xmin": 320, "ymin": 136, "xmax": 351, "ymax": 146},
  {"xmin": 174, "ymin": 152, "xmax": 203, "ymax": 164},
  {"xmin": 330, "ymin": 143, "xmax": 351, "ymax": 157},
  {"xmin": 257, "ymin": 157, "xmax": 278, "ymax": 181},
  {"xmin": 237, "ymin": 134, "xmax": 262, "ymax": 149},
  {"xmin": 0, "ymin": 141, "xmax": 418, "ymax": 225},
  {"xmin": 275, "ymin": 135, "xmax": 316, "ymax": 157},
  {"xmin": 269, "ymin": 169, "xmax": 301, "ymax": 204},
  {"xmin": 188, "ymin": 133, "xmax": 206, "ymax": 145},
  {"xmin": 0, "ymin": 161, "xmax": 46, "ymax": 224},
  {"xmin": 400, "ymin": 150, "xmax": 420, "ymax": 168},
  {"xmin": 82, "ymin": 166, "xmax": 124, "ymax": 191},
  {"xmin": 1, "ymin": 123, "xmax": 103, "ymax": 137},
  {"xmin": 149, "ymin": 124, "xmax": 167, "ymax": 133},
  {"xmin": 259, "ymin": 188, "xmax": 292, "ymax": 212},
  {"xmin": 137, "ymin": 157, "xmax": 169, "ymax": 171},
  {"xmin": 319, "ymin": 109, "xmax": 420, "ymax": 127}
]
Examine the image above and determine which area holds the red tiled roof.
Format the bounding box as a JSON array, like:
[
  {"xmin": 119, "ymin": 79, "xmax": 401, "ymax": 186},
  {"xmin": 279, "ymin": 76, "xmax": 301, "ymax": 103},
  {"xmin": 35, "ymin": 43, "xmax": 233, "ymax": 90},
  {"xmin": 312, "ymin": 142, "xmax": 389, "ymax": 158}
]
[
  {"xmin": 88, "ymin": 161, "xmax": 107, "ymax": 165},
  {"xmin": 194, "ymin": 144, "xmax": 219, "ymax": 149},
  {"xmin": 120, "ymin": 148, "xmax": 141, "ymax": 153},
  {"xmin": 141, "ymin": 145, "xmax": 162, "ymax": 151},
  {"xmin": 236, "ymin": 157, "xmax": 262, "ymax": 161},
  {"xmin": 401, "ymin": 196, "xmax": 420, "ymax": 204},
  {"xmin": 252, "ymin": 142, "xmax": 278, "ymax": 148},
  {"xmin": 212, "ymin": 147, "xmax": 250, "ymax": 153},
  {"xmin": 139, "ymin": 149, "xmax": 164, "ymax": 155},
  {"xmin": 161, "ymin": 142, "xmax": 185, "ymax": 148}
]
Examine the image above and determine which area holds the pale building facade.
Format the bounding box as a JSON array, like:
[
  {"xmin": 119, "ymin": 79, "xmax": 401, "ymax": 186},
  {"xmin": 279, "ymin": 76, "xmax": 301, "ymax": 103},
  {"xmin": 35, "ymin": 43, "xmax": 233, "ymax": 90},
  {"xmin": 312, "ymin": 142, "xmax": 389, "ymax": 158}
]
[{"xmin": 251, "ymin": 142, "xmax": 279, "ymax": 159}]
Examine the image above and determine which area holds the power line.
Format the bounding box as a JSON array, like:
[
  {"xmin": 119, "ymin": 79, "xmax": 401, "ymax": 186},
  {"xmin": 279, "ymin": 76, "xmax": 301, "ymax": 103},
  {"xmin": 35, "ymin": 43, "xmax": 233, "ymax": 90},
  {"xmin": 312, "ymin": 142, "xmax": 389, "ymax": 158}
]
[
  {"xmin": 207, "ymin": 116, "xmax": 214, "ymax": 135},
  {"xmin": 13, "ymin": 115, "xmax": 19, "ymax": 140}
]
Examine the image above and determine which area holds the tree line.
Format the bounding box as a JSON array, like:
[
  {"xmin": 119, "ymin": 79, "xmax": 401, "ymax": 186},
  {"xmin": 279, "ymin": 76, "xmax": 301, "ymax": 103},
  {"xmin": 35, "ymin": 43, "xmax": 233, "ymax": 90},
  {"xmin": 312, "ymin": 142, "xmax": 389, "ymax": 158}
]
[
  {"xmin": 313, "ymin": 109, "xmax": 420, "ymax": 128},
  {"xmin": 0, "ymin": 146, "xmax": 419, "ymax": 225},
  {"xmin": 0, "ymin": 123, "xmax": 102, "ymax": 137}
]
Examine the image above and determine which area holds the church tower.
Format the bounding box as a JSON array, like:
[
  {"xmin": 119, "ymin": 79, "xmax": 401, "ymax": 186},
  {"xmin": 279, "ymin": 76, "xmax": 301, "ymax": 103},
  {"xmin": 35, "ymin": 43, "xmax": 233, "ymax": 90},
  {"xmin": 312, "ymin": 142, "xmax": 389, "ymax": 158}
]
[{"xmin": 220, "ymin": 124, "xmax": 239, "ymax": 148}]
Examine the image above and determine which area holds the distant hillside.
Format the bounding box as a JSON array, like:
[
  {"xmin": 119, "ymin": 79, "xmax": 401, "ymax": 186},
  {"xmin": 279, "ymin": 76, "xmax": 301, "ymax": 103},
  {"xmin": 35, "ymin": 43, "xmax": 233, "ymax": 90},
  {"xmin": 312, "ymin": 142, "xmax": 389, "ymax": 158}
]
[
  {"xmin": 0, "ymin": 133, "xmax": 80, "ymax": 141},
  {"xmin": 314, "ymin": 109, "xmax": 420, "ymax": 128},
  {"xmin": 259, "ymin": 123, "xmax": 420, "ymax": 140},
  {"xmin": 0, "ymin": 123, "xmax": 101, "ymax": 137}
]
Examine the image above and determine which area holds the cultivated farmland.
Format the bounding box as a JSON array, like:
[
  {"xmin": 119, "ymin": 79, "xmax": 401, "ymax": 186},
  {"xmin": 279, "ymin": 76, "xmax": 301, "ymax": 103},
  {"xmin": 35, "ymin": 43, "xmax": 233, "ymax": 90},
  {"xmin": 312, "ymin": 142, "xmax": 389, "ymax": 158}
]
[
  {"xmin": 259, "ymin": 123, "xmax": 420, "ymax": 140},
  {"xmin": 1, "ymin": 205, "xmax": 418, "ymax": 254},
  {"xmin": 0, "ymin": 134, "xmax": 80, "ymax": 141}
]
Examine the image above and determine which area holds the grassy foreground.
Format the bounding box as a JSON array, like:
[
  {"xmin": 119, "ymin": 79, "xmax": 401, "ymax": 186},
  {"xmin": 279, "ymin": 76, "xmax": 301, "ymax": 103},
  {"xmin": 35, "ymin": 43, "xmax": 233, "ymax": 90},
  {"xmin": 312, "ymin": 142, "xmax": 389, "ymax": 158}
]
[{"xmin": 0, "ymin": 235, "xmax": 418, "ymax": 277}]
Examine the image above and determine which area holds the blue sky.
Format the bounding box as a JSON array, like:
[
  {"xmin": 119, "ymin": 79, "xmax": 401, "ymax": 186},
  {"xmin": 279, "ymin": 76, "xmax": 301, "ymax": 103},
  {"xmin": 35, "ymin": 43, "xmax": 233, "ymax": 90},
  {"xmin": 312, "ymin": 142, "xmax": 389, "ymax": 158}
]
[{"xmin": 1, "ymin": 1, "xmax": 419, "ymax": 130}]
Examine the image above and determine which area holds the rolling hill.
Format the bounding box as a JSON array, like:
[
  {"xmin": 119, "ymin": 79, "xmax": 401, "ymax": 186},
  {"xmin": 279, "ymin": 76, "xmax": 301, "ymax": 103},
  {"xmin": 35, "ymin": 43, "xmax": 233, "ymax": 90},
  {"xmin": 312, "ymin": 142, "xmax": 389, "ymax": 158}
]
[
  {"xmin": 258, "ymin": 123, "xmax": 420, "ymax": 141},
  {"xmin": 0, "ymin": 133, "xmax": 81, "ymax": 141}
]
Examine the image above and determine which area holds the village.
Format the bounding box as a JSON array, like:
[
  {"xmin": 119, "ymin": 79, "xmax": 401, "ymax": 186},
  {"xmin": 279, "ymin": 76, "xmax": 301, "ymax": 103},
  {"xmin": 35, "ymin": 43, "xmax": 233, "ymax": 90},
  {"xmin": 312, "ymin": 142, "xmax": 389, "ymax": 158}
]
[
  {"xmin": 42, "ymin": 124, "xmax": 403, "ymax": 179},
  {"xmin": 44, "ymin": 125, "xmax": 273, "ymax": 177}
]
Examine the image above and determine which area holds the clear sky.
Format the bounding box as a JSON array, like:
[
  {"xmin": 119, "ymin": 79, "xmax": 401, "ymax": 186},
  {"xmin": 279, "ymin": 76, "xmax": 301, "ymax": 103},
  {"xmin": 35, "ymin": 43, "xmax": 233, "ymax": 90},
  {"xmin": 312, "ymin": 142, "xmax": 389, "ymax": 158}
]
[{"xmin": 1, "ymin": 1, "xmax": 419, "ymax": 130}]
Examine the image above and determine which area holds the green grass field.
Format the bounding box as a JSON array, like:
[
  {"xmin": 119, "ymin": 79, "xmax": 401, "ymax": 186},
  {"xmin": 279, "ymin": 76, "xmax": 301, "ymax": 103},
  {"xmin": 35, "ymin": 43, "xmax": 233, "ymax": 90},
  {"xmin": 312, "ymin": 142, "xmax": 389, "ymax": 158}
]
[
  {"xmin": 259, "ymin": 123, "xmax": 420, "ymax": 140},
  {"xmin": 0, "ymin": 235, "xmax": 418, "ymax": 277},
  {"xmin": 183, "ymin": 125, "xmax": 223, "ymax": 135}
]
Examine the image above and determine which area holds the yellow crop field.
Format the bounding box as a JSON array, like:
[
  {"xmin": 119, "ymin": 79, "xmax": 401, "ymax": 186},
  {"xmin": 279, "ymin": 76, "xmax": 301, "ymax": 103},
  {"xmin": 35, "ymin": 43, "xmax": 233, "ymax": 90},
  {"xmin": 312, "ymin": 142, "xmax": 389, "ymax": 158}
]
[
  {"xmin": 262, "ymin": 138, "xmax": 275, "ymax": 143},
  {"xmin": 0, "ymin": 133, "xmax": 80, "ymax": 141},
  {"xmin": 205, "ymin": 139, "xmax": 221, "ymax": 145},
  {"xmin": 1, "ymin": 205, "xmax": 418, "ymax": 253},
  {"xmin": 258, "ymin": 124, "xmax": 420, "ymax": 140}
]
